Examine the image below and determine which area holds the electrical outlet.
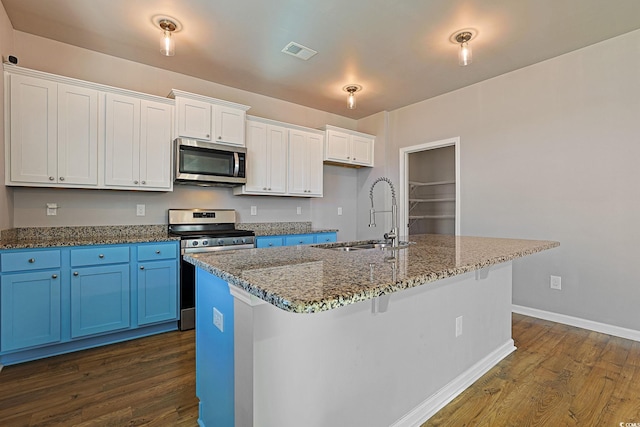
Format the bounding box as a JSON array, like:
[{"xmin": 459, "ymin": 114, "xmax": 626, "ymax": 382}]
[
  {"xmin": 46, "ymin": 203, "xmax": 58, "ymax": 216},
  {"xmin": 213, "ymin": 307, "xmax": 223, "ymax": 332},
  {"xmin": 550, "ymin": 275, "xmax": 562, "ymax": 290},
  {"xmin": 136, "ymin": 204, "xmax": 145, "ymax": 216},
  {"xmin": 338, "ymin": 207, "xmax": 343, "ymax": 216},
  {"xmin": 456, "ymin": 316, "xmax": 463, "ymax": 337},
  {"xmin": 250, "ymin": 206, "xmax": 257, "ymax": 216},
  {"xmin": 297, "ymin": 206, "xmax": 302, "ymax": 215}
]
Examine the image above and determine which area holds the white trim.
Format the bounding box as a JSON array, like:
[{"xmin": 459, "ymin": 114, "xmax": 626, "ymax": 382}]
[
  {"xmin": 391, "ymin": 339, "xmax": 516, "ymax": 427},
  {"xmin": 247, "ymin": 114, "xmax": 324, "ymax": 135},
  {"xmin": 228, "ymin": 284, "xmax": 267, "ymax": 307},
  {"xmin": 168, "ymin": 88, "xmax": 250, "ymax": 111},
  {"xmin": 512, "ymin": 305, "xmax": 640, "ymax": 342},
  {"xmin": 399, "ymin": 137, "xmax": 461, "ymax": 238}
]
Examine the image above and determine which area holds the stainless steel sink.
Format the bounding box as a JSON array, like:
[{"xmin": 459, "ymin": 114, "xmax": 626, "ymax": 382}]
[{"xmin": 322, "ymin": 241, "xmax": 411, "ymax": 251}]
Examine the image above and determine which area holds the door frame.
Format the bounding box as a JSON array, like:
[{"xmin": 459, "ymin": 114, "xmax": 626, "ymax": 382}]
[{"xmin": 399, "ymin": 137, "xmax": 461, "ymax": 237}]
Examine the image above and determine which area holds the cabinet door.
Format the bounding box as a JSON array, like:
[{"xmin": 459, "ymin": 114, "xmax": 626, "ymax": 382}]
[
  {"xmin": 288, "ymin": 130, "xmax": 308, "ymax": 195},
  {"xmin": 137, "ymin": 260, "xmax": 178, "ymax": 325},
  {"xmin": 306, "ymin": 133, "xmax": 324, "ymax": 196},
  {"xmin": 244, "ymin": 122, "xmax": 287, "ymax": 194},
  {"xmin": 9, "ymin": 74, "xmax": 57, "ymax": 184},
  {"xmin": 70, "ymin": 264, "xmax": 130, "ymax": 338},
  {"xmin": 176, "ymin": 97, "xmax": 212, "ymax": 140},
  {"xmin": 214, "ymin": 105, "xmax": 245, "ymax": 146},
  {"xmin": 104, "ymin": 93, "xmax": 141, "ymax": 187},
  {"xmin": 288, "ymin": 130, "xmax": 323, "ymax": 196},
  {"xmin": 267, "ymin": 125, "xmax": 288, "ymax": 194},
  {"xmin": 140, "ymin": 101, "xmax": 172, "ymax": 189},
  {"xmin": 284, "ymin": 235, "xmax": 315, "ymax": 246},
  {"xmin": 57, "ymin": 84, "xmax": 99, "ymax": 185},
  {"xmin": 1, "ymin": 270, "xmax": 61, "ymax": 351},
  {"xmin": 351, "ymin": 135, "xmax": 374, "ymax": 166},
  {"xmin": 324, "ymin": 130, "xmax": 350, "ymax": 162}
]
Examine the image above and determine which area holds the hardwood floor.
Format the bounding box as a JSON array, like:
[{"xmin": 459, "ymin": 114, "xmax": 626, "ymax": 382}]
[
  {"xmin": 423, "ymin": 314, "xmax": 640, "ymax": 426},
  {"xmin": 0, "ymin": 330, "xmax": 198, "ymax": 426},
  {"xmin": 1, "ymin": 315, "xmax": 639, "ymax": 426}
]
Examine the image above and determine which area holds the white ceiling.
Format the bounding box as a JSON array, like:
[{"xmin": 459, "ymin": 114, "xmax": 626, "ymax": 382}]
[{"xmin": 3, "ymin": 0, "xmax": 640, "ymax": 119}]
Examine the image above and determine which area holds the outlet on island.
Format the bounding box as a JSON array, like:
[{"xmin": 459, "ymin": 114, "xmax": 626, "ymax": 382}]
[{"xmin": 136, "ymin": 204, "xmax": 145, "ymax": 216}]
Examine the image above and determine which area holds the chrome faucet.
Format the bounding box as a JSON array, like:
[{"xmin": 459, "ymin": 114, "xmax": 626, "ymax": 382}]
[{"xmin": 369, "ymin": 177, "xmax": 399, "ymax": 248}]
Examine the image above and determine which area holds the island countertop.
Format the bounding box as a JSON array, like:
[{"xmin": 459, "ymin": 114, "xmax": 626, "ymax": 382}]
[{"xmin": 185, "ymin": 234, "xmax": 559, "ymax": 314}]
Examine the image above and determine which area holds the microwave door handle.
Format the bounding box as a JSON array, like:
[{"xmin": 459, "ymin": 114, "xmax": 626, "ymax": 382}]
[{"xmin": 233, "ymin": 152, "xmax": 240, "ymax": 177}]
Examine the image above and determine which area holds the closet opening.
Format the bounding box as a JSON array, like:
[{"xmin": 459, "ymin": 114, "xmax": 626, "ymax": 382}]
[{"xmin": 399, "ymin": 137, "xmax": 460, "ymax": 238}]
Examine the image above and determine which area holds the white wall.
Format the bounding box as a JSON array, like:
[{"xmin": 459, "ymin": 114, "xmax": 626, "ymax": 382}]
[
  {"xmin": 7, "ymin": 31, "xmax": 361, "ymax": 236},
  {"xmin": 0, "ymin": 0, "xmax": 14, "ymax": 230},
  {"xmin": 385, "ymin": 30, "xmax": 640, "ymax": 331}
]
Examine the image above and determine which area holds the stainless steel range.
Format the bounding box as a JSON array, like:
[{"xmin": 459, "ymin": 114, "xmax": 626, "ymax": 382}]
[{"xmin": 168, "ymin": 209, "xmax": 255, "ymax": 330}]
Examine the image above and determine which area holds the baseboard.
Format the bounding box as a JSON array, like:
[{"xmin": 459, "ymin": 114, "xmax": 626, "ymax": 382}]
[
  {"xmin": 390, "ymin": 339, "xmax": 516, "ymax": 427},
  {"xmin": 512, "ymin": 304, "xmax": 640, "ymax": 342}
]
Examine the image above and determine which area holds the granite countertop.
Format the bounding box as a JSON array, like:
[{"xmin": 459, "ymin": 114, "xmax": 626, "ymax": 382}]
[
  {"xmin": 236, "ymin": 221, "xmax": 338, "ymax": 236},
  {"xmin": 185, "ymin": 234, "xmax": 559, "ymax": 314},
  {"xmin": 0, "ymin": 225, "xmax": 179, "ymax": 250}
]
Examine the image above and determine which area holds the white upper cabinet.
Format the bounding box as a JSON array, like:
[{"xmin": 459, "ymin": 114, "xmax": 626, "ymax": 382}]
[
  {"xmin": 324, "ymin": 125, "xmax": 375, "ymax": 167},
  {"xmin": 236, "ymin": 120, "xmax": 287, "ymax": 195},
  {"xmin": 8, "ymin": 73, "xmax": 98, "ymax": 186},
  {"xmin": 5, "ymin": 65, "xmax": 172, "ymax": 191},
  {"xmin": 234, "ymin": 116, "xmax": 323, "ymax": 198},
  {"xmin": 288, "ymin": 129, "xmax": 323, "ymax": 197},
  {"xmin": 170, "ymin": 89, "xmax": 250, "ymax": 147},
  {"xmin": 104, "ymin": 93, "xmax": 173, "ymax": 190}
]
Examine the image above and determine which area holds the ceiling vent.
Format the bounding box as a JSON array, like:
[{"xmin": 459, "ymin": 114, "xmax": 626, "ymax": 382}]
[{"xmin": 281, "ymin": 42, "xmax": 317, "ymax": 60}]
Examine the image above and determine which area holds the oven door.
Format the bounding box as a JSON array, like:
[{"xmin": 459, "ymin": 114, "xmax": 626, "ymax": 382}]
[{"xmin": 174, "ymin": 139, "xmax": 246, "ymax": 186}]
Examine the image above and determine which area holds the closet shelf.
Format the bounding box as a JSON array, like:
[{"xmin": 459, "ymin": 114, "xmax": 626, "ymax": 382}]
[
  {"xmin": 409, "ymin": 198, "xmax": 455, "ymax": 203},
  {"xmin": 409, "ymin": 180, "xmax": 455, "ymax": 187},
  {"xmin": 409, "ymin": 215, "xmax": 456, "ymax": 220}
]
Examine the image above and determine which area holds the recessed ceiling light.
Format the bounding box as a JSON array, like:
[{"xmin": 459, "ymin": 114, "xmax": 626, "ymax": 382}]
[{"xmin": 281, "ymin": 42, "xmax": 317, "ymax": 60}]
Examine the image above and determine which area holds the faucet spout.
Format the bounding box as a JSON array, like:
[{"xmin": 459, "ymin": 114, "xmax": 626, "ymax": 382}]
[{"xmin": 369, "ymin": 177, "xmax": 399, "ymax": 247}]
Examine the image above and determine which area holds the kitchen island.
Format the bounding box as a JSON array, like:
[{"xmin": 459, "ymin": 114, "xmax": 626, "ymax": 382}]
[{"xmin": 185, "ymin": 234, "xmax": 558, "ymax": 427}]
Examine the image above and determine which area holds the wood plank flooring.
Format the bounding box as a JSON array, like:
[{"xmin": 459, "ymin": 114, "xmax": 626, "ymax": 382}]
[{"xmin": 0, "ymin": 314, "xmax": 639, "ymax": 426}]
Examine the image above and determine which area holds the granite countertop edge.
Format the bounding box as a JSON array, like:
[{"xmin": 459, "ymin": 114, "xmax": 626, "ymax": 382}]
[
  {"xmin": 252, "ymin": 228, "xmax": 339, "ymax": 237},
  {"xmin": 185, "ymin": 237, "xmax": 560, "ymax": 314}
]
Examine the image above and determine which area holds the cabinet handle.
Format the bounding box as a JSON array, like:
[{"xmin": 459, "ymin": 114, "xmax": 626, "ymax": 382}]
[
  {"xmin": 206, "ymin": 134, "xmax": 210, "ymax": 138},
  {"xmin": 268, "ymin": 243, "xmax": 273, "ymax": 246},
  {"xmin": 156, "ymin": 250, "xmax": 161, "ymax": 254},
  {"xmin": 49, "ymin": 176, "xmax": 55, "ymax": 181},
  {"xmin": 73, "ymin": 272, "xmax": 79, "ymax": 276},
  {"xmin": 268, "ymin": 187, "xmax": 272, "ymax": 191},
  {"xmin": 134, "ymin": 180, "xmax": 139, "ymax": 185},
  {"xmin": 59, "ymin": 176, "xmax": 65, "ymax": 181},
  {"xmin": 52, "ymin": 274, "xmax": 58, "ymax": 279},
  {"xmin": 263, "ymin": 187, "xmax": 267, "ymax": 190},
  {"xmin": 28, "ymin": 258, "xmax": 35, "ymax": 263},
  {"xmin": 140, "ymin": 266, "xmax": 145, "ymax": 270},
  {"xmin": 141, "ymin": 181, "xmax": 146, "ymax": 185},
  {"xmin": 218, "ymin": 136, "xmax": 222, "ymax": 140},
  {"xmin": 299, "ymin": 240, "xmax": 303, "ymax": 244},
  {"xmin": 99, "ymin": 254, "xmax": 104, "ymax": 258},
  {"xmin": 347, "ymin": 156, "xmax": 350, "ymax": 159}
]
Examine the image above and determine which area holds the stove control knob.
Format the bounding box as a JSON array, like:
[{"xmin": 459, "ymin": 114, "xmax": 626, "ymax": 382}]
[
  {"xmin": 192, "ymin": 241, "xmax": 199, "ymax": 247},
  {"xmin": 241, "ymin": 238, "xmax": 247, "ymax": 244},
  {"xmin": 202, "ymin": 240, "xmax": 209, "ymax": 246},
  {"xmin": 232, "ymin": 239, "xmax": 239, "ymax": 244},
  {"xmin": 217, "ymin": 239, "xmax": 224, "ymax": 245}
]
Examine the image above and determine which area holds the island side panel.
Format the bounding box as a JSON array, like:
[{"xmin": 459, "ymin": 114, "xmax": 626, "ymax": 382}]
[
  {"xmin": 245, "ymin": 262, "xmax": 514, "ymax": 427},
  {"xmin": 195, "ymin": 269, "xmax": 235, "ymax": 427}
]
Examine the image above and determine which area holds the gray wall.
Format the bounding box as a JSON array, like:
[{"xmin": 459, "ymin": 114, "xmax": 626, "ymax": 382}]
[
  {"xmin": 386, "ymin": 29, "xmax": 640, "ymax": 331},
  {"xmin": 0, "ymin": 2, "xmax": 13, "ymax": 229}
]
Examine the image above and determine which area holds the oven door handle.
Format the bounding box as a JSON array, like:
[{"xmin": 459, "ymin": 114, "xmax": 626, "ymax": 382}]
[
  {"xmin": 233, "ymin": 152, "xmax": 240, "ymax": 177},
  {"xmin": 182, "ymin": 243, "xmax": 255, "ymax": 254}
]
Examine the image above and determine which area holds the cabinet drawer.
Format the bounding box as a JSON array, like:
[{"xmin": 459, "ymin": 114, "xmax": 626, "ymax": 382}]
[
  {"xmin": 284, "ymin": 235, "xmax": 314, "ymax": 246},
  {"xmin": 70, "ymin": 246, "xmax": 129, "ymax": 267},
  {"xmin": 1, "ymin": 250, "xmax": 61, "ymax": 272},
  {"xmin": 256, "ymin": 237, "xmax": 284, "ymax": 248},
  {"xmin": 314, "ymin": 233, "xmax": 337, "ymax": 243},
  {"xmin": 137, "ymin": 242, "xmax": 178, "ymax": 261}
]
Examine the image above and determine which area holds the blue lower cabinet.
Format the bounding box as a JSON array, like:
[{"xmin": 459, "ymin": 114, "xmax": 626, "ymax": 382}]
[
  {"xmin": 285, "ymin": 234, "xmax": 315, "ymax": 246},
  {"xmin": 255, "ymin": 236, "xmax": 284, "ymax": 248},
  {"xmin": 314, "ymin": 232, "xmax": 337, "ymax": 243},
  {"xmin": 257, "ymin": 232, "xmax": 337, "ymax": 248},
  {"xmin": 137, "ymin": 259, "xmax": 178, "ymax": 325},
  {"xmin": 70, "ymin": 264, "xmax": 130, "ymax": 338},
  {"xmin": 0, "ymin": 270, "xmax": 61, "ymax": 352}
]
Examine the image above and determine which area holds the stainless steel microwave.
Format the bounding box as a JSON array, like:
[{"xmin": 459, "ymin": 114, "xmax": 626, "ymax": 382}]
[{"xmin": 174, "ymin": 138, "xmax": 247, "ymax": 186}]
